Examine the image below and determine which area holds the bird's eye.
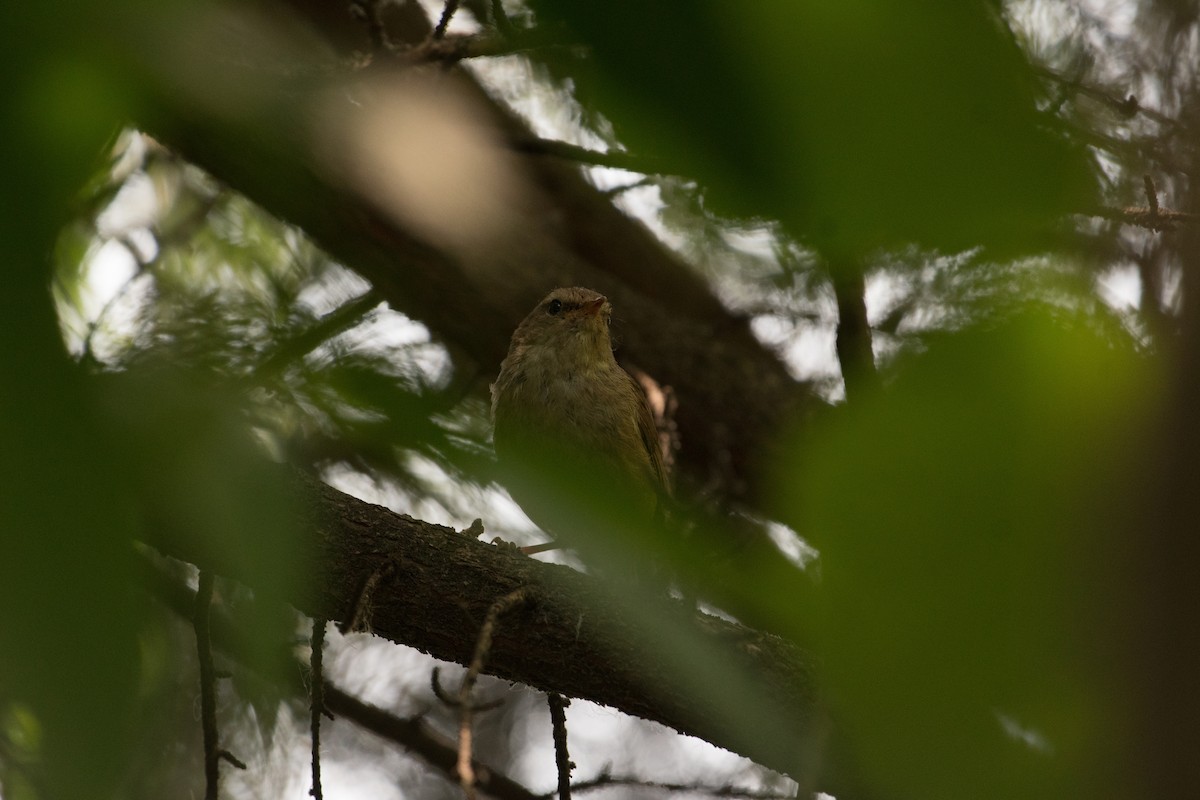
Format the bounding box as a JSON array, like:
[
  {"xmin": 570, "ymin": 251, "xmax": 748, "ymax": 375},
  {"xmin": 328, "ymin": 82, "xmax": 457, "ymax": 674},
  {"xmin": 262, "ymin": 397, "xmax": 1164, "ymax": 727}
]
[{"xmin": 547, "ymin": 299, "xmax": 563, "ymax": 316}]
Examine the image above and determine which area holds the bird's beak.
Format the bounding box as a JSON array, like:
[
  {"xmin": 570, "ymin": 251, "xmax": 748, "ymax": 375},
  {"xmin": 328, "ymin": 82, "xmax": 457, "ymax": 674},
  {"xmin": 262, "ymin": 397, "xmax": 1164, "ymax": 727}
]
[{"xmin": 582, "ymin": 296, "xmax": 607, "ymax": 316}]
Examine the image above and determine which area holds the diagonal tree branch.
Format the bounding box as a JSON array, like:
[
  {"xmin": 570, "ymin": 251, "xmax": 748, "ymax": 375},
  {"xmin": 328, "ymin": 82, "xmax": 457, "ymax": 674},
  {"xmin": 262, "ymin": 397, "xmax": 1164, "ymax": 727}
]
[{"xmin": 142, "ymin": 470, "xmax": 822, "ymax": 783}]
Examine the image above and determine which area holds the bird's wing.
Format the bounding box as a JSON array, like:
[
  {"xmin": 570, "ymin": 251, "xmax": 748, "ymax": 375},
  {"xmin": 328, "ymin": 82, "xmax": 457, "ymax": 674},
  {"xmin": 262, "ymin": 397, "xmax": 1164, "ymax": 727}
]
[{"xmin": 627, "ymin": 369, "xmax": 672, "ymax": 497}]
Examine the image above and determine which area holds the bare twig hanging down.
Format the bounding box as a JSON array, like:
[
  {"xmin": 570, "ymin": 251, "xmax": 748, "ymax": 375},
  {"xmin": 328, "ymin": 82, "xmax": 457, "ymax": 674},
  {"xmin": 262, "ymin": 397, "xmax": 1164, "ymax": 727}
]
[
  {"xmin": 309, "ymin": 617, "xmax": 332, "ymax": 800},
  {"xmin": 195, "ymin": 570, "xmax": 221, "ymax": 800},
  {"xmin": 433, "ymin": 0, "xmax": 460, "ymax": 40},
  {"xmin": 140, "ymin": 552, "xmax": 541, "ymax": 800},
  {"xmin": 458, "ymin": 588, "xmax": 531, "ymax": 800},
  {"xmin": 339, "ymin": 556, "xmax": 400, "ymax": 634},
  {"xmin": 547, "ymin": 694, "xmax": 573, "ymax": 800},
  {"xmin": 193, "ymin": 571, "xmax": 245, "ymax": 800}
]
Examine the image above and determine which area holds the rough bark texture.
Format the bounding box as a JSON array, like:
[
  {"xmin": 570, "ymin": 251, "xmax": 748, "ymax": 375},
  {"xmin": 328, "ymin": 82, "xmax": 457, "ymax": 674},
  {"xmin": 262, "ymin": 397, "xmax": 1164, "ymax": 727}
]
[{"xmin": 146, "ymin": 471, "xmax": 821, "ymax": 782}]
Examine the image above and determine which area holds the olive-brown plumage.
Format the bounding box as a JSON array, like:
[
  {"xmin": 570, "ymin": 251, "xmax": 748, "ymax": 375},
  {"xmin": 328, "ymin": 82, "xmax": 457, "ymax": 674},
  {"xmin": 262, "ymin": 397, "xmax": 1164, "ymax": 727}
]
[{"xmin": 491, "ymin": 287, "xmax": 668, "ymax": 541}]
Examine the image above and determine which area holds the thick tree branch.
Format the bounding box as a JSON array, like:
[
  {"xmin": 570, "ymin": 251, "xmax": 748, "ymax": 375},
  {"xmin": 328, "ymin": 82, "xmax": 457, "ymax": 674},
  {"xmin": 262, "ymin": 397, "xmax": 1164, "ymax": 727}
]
[{"xmin": 143, "ymin": 471, "xmax": 821, "ymax": 782}]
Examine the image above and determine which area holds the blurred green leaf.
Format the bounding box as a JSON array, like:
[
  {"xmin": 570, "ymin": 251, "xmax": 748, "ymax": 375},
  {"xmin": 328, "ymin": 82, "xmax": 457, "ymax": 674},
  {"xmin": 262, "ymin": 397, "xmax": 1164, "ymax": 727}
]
[
  {"xmin": 777, "ymin": 312, "xmax": 1157, "ymax": 797},
  {"xmin": 98, "ymin": 365, "xmax": 304, "ymax": 614},
  {"xmin": 494, "ymin": 440, "xmax": 820, "ymax": 774},
  {"xmin": 531, "ymin": 1, "xmax": 1095, "ymax": 255},
  {"xmin": 0, "ymin": 6, "xmax": 148, "ymax": 796}
]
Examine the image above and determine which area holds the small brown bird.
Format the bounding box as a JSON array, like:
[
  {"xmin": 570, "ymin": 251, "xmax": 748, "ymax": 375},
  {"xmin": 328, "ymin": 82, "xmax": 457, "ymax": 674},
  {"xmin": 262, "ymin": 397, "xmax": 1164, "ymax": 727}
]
[{"xmin": 491, "ymin": 287, "xmax": 669, "ymax": 554}]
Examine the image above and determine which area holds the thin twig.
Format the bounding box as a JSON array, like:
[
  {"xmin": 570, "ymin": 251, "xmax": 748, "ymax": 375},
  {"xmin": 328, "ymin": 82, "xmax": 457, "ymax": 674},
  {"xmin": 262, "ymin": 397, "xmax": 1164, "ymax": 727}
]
[
  {"xmin": 510, "ymin": 137, "xmax": 665, "ymax": 175},
  {"xmin": 458, "ymin": 588, "xmax": 530, "ymax": 800},
  {"xmin": 309, "ymin": 618, "xmax": 328, "ymax": 800},
  {"xmin": 194, "ymin": 571, "xmax": 223, "ymax": 800},
  {"xmin": 433, "ymin": 0, "xmax": 460, "ymax": 40},
  {"xmin": 257, "ymin": 288, "xmax": 383, "ymax": 379},
  {"xmin": 519, "ymin": 541, "xmax": 560, "ymax": 555},
  {"xmin": 547, "ymin": 694, "xmax": 573, "ymax": 800},
  {"xmin": 1032, "ymin": 64, "xmax": 1178, "ymax": 128},
  {"xmin": 78, "ymin": 264, "xmax": 147, "ymax": 368},
  {"xmin": 340, "ymin": 557, "xmax": 400, "ymax": 634},
  {"xmin": 601, "ymin": 176, "xmax": 654, "ymax": 198},
  {"xmin": 219, "ymin": 751, "xmax": 247, "ymax": 770}
]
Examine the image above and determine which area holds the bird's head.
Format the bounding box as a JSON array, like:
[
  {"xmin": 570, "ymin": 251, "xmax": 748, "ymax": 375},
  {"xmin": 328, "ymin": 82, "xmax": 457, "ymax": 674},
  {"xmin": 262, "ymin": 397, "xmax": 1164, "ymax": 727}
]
[{"xmin": 508, "ymin": 287, "xmax": 614, "ymax": 368}]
